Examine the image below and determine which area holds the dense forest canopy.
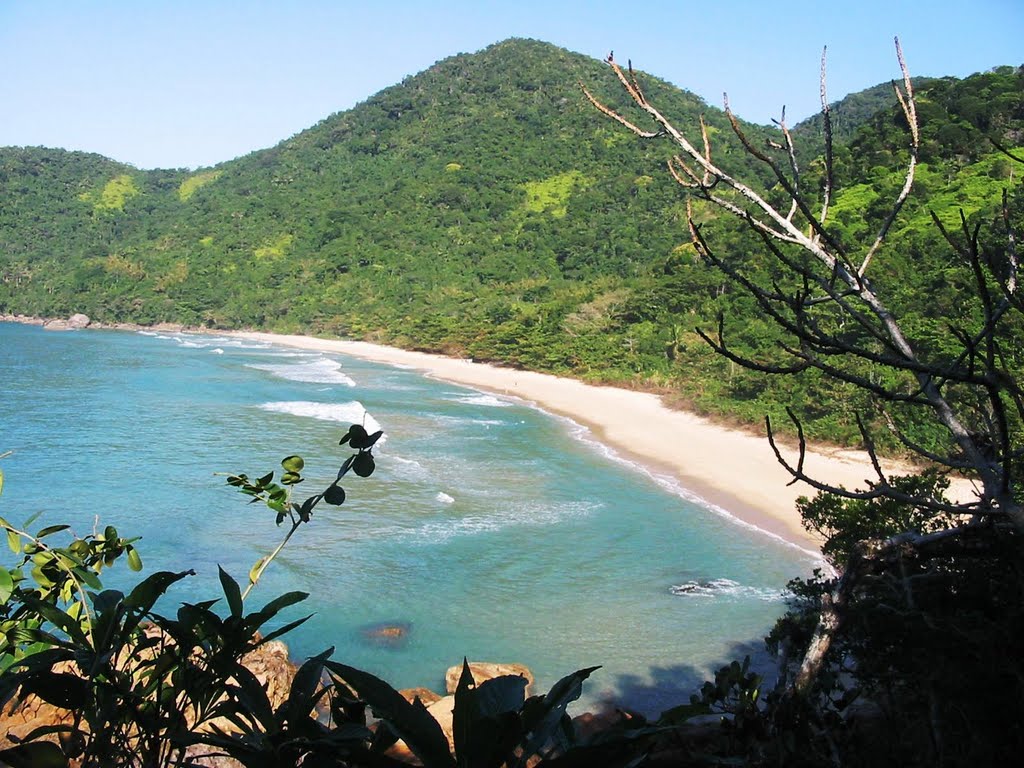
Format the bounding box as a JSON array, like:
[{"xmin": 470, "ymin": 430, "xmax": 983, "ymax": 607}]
[{"xmin": 1, "ymin": 38, "xmax": 1021, "ymax": 448}]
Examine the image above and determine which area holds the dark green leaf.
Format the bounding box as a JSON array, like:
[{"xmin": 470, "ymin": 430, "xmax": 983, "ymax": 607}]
[
  {"xmin": 0, "ymin": 741, "xmax": 68, "ymax": 768},
  {"xmin": 245, "ymin": 590, "xmax": 309, "ymax": 635},
  {"xmin": 259, "ymin": 614, "xmax": 313, "ymax": 645},
  {"xmin": 323, "ymin": 484, "xmax": 346, "ymax": 505},
  {"xmin": 123, "ymin": 570, "xmax": 192, "ymax": 612},
  {"xmin": 518, "ymin": 667, "xmax": 601, "ymax": 760},
  {"xmin": 219, "ymin": 566, "xmax": 243, "ymax": 619},
  {"xmin": 21, "ymin": 672, "xmax": 88, "ymax": 710},
  {"xmin": 286, "ymin": 648, "xmax": 333, "ymax": 724},
  {"xmin": 337, "ymin": 454, "xmax": 355, "ymax": 480},
  {"xmin": 297, "ymin": 493, "xmax": 321, "ymax": 520},
  {"xmin": 340, "ymin": 424, "xmax": 368, "ymax": 446},
  {"xmin": 72, "ymin": 567, "xmax": 102, "ymax": 591},
  {"xmin": 352, "ymin": 452, "xmax": 375, "ymax": 478},
  {"xmin": 325, "ymin": 660, "xmax": 456, "ymax": 768},
  {"xmin": 257, "ymin": 472, "xmax": 274, "ymax": 486},
  {"xmin": 34, "ymin": 525, "xmax": 70, "ymax": 538},
  {"xmin": 349, "ymin": 426, "xmax": 382, "ymax": 449}
]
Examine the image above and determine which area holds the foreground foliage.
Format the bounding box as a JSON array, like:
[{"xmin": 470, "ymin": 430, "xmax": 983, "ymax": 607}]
[
  {"xmin": 584, "ymin": 37, "xmax": 1024, "ymax": 766},
  {"xmin": 0, "ymin": 437, "xmax": 649, "ymax": 767}
]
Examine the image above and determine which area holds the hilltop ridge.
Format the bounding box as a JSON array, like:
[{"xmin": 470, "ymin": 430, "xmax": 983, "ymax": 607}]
[{"xmin": 1, "ymin": 40, "xmax": 1020, "ymax": 447}]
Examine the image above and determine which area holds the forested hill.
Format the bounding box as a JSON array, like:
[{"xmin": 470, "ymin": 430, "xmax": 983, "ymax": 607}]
[{"xmin": 1, "ymin": 39, "xmax": 1021, "ymax": 446}]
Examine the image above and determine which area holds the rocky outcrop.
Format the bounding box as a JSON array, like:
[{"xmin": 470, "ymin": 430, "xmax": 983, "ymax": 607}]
[
  {"xmin": 444, "ymin": 660, "xmax": 535, "ymax": 696},
  {"xmin": 1, "ymin": 642, "xmax": 563, "ymax": 766},
  {"xmin": 0, "ymin": 629, "xmax": 297, "ymax": 762},
  {"xmin": 398, "ymin": 686, "xmax": 443, "ymax": 706}
]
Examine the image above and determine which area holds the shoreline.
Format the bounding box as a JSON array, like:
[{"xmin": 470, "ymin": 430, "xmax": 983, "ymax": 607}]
[
  {"xmin": 223, "ymin": 330, "xmax": 895, "ymax": 553},
  {"xmin": 6, "ymin": 316, "xmax": 965, "ymax": 553}
]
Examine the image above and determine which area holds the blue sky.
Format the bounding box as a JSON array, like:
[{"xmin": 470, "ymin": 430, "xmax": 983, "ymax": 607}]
[{"xmin": 1, "ymin": 0, "xmax": 1020, "ymax": 170}]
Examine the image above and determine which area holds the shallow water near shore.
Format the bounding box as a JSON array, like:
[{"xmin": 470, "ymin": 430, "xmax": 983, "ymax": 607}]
[{"xmin": 0, "ymin": 322, "xmax": 817, "ymax": 713}]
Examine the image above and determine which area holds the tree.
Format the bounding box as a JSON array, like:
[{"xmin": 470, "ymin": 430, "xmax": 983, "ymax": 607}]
[{"xmin": 584, "ymin": 38, "xmax": 1024, "ymax": 754}]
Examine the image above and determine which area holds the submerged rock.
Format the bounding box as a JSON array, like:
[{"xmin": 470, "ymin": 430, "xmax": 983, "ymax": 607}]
[{"xmin": 360, "ymin": 621, "xmax": 412, "ymax": 648}]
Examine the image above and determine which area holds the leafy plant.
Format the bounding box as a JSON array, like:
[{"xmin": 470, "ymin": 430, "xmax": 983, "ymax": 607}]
[{"xmin": 225, "ymin": 422, "xmax": 382, "ymax": 598}]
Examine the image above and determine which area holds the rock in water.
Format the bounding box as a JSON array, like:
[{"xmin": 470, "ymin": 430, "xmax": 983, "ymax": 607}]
[{"xmin": 360, "ymin": 621, "xmax": 412, "ymax": 648}]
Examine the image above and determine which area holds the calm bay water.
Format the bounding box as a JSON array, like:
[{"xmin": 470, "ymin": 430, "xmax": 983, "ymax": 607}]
[{"xmin": 0, "ymin": 322, "xmax": 817, "ymax": 713}]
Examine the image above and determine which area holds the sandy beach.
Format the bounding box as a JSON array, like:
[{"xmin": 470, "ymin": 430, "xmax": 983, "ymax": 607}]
[{"xmin": 221, "ymin": 330, "xmax": 977, "ymax": 553}]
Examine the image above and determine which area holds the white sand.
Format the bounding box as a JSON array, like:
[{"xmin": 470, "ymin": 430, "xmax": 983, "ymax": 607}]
[{"xmin": 227, "ymin": 331, "xmax": 975, "ymax": 551}]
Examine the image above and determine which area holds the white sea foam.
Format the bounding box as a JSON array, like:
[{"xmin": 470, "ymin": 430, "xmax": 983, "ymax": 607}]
[
  {"xmin": 247, "ymin": 357, "xmax": 356, "ymax": 386},
  {"xmin": 212, "ymin": 348, "xmax": 224, "ymax": 355},
  {"xmin": 258, "ymin": 401, "xmax": 384, "ymax": 442},
  {"xmin": 536, "ymin": 411, "xmax": 827, "ymax": 564},
  {"xmin": 412, "ymin": 500, "xmax": 595, "ymax": 543},
  {"xmin": 670, "ymin": 578, "xmax": 788, "ymax": 602},
  {"xmin": 447, "ymin": 393, "xmax": 513, "ymax": 408},
  {"xmin": 436, "ymin": 492, "xmax": 455, "ymax": 504}
]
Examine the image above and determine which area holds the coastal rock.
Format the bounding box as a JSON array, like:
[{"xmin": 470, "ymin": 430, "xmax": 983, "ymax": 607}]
[
  {"xmin": 399, "ymin": 686, "xmax": 443, "ymax": 706},
  {"xmin": 444, "ymin": 661, "xmax": 534, "ymax": 696},
  {"xmin": 0, "ymin": 628, "xmax": 297, "ymax": 755},
  {"xmin": 427, "ymin": 695, "xmax": 457, "ymax": 751},
  {"xmin": 68, "ymin": 313, "xmax": 91, "ymax": 329}
]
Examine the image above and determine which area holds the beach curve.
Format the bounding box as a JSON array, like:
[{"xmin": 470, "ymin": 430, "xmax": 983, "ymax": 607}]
[{"xmin": 225, "ymin": 330, "xmax": 973, "ymax": 552}]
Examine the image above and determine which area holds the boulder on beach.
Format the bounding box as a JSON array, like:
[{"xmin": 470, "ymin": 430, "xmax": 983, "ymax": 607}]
[
  {"xmin": 444, "ymin": 661, "xmax": 535, "ymax": 696},
  {"xmin": 42, "ymin": 313, "xmax": 91, "ymax": 331}
]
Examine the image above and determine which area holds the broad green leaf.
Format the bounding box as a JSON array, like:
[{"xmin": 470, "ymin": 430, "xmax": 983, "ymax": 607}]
[
  {"xmin": 35, "ymin": 525, "xmax": 69, "ymax": 538},
  {"xmin": 248, "ymin": 556, "xmax": 267, "ymax": 586},
  {"xmin": 281, "ymin": 455, "xmax": 305, "ymax": 472},
  {"xmin": 0, "ymin": 569, "xmax": 13, "ymax": 604},
  {"xmin": 126, "ymin": 546, "xmax": 143, "ymax": 572},
  {"xmin": 6, "ymin": 529, "xmax": 19, "ymax": 555},
  {"xmin": 281, "ymin": 471, "xmax": 302, "ymax": 485},
  {"xmin": 72, "ymin": 567, "xmax": 102, "ymax": 591}
]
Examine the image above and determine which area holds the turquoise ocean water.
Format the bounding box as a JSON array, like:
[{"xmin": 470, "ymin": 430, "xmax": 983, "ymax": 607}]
[{"xmin": 0, "ymin": 321, "xmax": 818, "ymax": 713}]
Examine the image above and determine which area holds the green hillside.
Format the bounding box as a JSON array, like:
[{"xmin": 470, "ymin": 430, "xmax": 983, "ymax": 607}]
[{"xmin": 1, "ymin": 39, "xmax": 1020, "ymax": 448}]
